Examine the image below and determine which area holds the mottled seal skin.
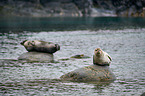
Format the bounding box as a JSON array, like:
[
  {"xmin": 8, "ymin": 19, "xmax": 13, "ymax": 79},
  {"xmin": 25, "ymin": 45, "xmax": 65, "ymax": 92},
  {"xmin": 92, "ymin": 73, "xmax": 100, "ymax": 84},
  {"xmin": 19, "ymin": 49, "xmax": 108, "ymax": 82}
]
[
  {"xmin": 60, "ymin": 65, "xmax": 116, "ymax": 82},
  {"xmin": 18, "ymin": 52, "xmax": 54, "ymax": 62},
  {"xmin": 21, "ymin": 40, "xmax": 60, "ymax": 54},
  {"xmin": 93, "ymin": 48, "xmax": 112, "ymax": 66}
]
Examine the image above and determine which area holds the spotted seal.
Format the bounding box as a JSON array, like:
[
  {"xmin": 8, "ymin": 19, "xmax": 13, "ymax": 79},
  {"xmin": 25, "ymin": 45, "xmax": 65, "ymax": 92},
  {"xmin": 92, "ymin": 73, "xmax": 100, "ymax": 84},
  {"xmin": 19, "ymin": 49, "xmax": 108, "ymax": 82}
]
[
  {"xmin": 93, "ymin": 48, "xmax": 112, "ymax": 66},
  {"xmin": 20, "ymin": 40, "xmax": 60, "ymax": 54}
]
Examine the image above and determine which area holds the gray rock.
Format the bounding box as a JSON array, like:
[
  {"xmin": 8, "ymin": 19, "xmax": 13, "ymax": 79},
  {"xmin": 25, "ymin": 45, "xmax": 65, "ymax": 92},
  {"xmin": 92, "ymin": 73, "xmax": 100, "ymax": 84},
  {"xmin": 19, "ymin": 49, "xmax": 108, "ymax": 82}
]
[
  {"xmin": 60, "ymin": 65, "xmax": 116, "ymax": 82},
  {"xmin": 0, "ymin": 0, "xmax": 144, "ymax": 17},
  {"xmin": 18, "ymin": 52, "xmax": 54, "ymax": 62}
]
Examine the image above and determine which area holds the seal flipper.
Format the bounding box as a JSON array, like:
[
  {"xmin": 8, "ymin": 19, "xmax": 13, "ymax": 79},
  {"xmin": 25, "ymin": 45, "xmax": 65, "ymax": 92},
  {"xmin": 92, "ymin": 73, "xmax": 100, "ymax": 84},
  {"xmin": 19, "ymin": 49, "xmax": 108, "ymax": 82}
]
[{"xmin": 108, "ymin": 55, "xmax": 112, "ymax": 61}]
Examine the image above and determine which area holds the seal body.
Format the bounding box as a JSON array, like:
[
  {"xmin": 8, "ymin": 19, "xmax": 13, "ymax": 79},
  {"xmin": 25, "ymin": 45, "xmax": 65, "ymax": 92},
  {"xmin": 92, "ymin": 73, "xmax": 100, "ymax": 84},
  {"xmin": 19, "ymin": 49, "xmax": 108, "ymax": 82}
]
[
  {"xmin": 60, "ymin": 65, "xmax": 116, "ymax": 82},
  {"xmin": 18, "ymin": 52, "xmax": 54, "ymax": 62},
  {"xmin": 21, "ymin": 40, "xmax": 60, "ymax": 54},
  {"xmin": 93, "ymin": 48, "xmax": 112, "ymax": 66}
]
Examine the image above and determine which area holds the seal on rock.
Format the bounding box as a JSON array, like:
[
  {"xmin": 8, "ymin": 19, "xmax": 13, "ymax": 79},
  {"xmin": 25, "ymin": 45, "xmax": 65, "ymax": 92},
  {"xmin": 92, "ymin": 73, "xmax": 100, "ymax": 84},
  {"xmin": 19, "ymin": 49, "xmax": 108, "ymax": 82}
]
[
  {"xmin": 93, "ymin": 48, "xmax": 112, "ymax": 66},
  {"xmin": 20, "ymin": 40, "xmax": 60, "ymax": 54},
  {"xmin": 60, "ymin": 48, "xmax": 115, "ymax": 82}
]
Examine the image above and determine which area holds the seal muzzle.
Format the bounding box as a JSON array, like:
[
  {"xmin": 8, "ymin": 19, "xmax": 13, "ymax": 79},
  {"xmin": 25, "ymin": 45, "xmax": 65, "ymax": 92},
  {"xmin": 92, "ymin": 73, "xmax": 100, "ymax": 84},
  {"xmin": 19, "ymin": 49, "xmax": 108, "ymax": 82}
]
[
  {"xmin": 20, "ymin": 40, "xmax": 27, "ymax": 45},
  {"xmin": 55, "ymin": 44, "xmax": 60, "ymax": 51}
]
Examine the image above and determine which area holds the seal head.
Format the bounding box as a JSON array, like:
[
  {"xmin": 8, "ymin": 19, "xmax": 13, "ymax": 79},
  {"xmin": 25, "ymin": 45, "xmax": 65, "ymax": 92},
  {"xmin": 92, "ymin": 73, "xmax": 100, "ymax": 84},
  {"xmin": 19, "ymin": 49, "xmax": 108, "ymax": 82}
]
[
  {"xmin": 20, "ymin": 40, "xmax": 35, "ymax": 52},
  {"xmin": 55, "ymin": 44, "xmax": 60, "ymax": 51}
]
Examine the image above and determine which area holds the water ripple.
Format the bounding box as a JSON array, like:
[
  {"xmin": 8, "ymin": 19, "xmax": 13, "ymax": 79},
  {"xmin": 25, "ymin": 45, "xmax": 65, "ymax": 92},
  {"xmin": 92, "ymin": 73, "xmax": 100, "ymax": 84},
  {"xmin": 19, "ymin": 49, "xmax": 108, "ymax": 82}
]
[{"xmin": 0, "ymin": 29, "xmax": 145, "ymax": 95}]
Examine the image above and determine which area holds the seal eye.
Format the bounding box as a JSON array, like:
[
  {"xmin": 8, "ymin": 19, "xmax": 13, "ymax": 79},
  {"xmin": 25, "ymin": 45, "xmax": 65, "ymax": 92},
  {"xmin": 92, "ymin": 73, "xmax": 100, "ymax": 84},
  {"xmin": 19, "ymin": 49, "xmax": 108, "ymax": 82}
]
[
  {"xmin": 27, "ymin": 42, "xmax": 35, "ymax": 46},
  {"xmin": 28, "ymin": 42, "xmax": 31, "ymax": 45},
  {"xmin": 31, "ymin": 41, "xmax": 35, "ymax": 46}
]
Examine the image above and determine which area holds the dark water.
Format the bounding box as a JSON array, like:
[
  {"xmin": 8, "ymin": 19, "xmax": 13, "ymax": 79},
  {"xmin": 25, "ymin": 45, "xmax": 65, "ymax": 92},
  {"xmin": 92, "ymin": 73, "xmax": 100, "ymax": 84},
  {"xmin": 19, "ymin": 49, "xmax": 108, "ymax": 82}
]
[
  {"xmin": 0, "ymin": 17, "xmax": 145, "ymax": 33},
  {"xmin": 0, "ymin": 17, "xmax": 145, "ymax": 96}
]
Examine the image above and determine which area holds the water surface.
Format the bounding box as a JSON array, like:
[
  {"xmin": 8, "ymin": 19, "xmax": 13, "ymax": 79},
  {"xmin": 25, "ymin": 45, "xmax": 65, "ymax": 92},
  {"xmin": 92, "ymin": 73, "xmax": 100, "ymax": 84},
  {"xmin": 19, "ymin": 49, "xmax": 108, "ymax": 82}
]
[
  {"xmin": 0, "ymin": 17, "xmax": 145, "ymax": 32},
  {"xmin": 0, "ymin": 17, "xmax": 145, "ymax": 96}
]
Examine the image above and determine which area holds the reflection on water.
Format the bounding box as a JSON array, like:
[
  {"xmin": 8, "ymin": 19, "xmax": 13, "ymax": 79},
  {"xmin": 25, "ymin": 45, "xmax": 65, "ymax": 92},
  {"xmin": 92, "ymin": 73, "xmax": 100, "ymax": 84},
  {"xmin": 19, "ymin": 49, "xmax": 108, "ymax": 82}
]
[
  {"xmin": 0, "ymin": 17, "xmax": 145, "ymax": 95},
  {"xmin": 0, "ymin": 17, "xmax": 145, "ymax": 33}
]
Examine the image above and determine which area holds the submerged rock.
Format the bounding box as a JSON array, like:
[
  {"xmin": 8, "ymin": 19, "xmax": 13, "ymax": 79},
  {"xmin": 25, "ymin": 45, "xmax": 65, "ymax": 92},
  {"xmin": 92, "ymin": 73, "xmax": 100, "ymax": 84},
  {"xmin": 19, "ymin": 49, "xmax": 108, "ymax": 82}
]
[
  {"xmin": 58, "ymin": 54, "xmax": 90, "ymax": 61},
  {"xmin": 60, "ymin": 65, "xmax": 116, "ymax": 82},
  {"xmin": 70, "ymin": 54, "xmax": 90, "ymax": 59},
  {"xmin": 18, "ymin": 52, "xmax": 54, "ymax": 62}
]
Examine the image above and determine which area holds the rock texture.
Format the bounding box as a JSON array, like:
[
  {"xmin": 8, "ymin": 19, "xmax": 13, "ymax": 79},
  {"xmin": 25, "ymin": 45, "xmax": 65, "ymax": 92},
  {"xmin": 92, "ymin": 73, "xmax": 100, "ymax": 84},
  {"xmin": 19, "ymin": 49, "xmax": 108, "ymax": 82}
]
[
  {"xmin": 0, "ymin": 0, "xmax": 144, "ymax": 17},
  {"xmin": 60, "ymin": 65, "xmax": 116, "ymax": 82},
  {"xmin": 18, "ymin": 52, "xmax": 54, "ymax": 62}
]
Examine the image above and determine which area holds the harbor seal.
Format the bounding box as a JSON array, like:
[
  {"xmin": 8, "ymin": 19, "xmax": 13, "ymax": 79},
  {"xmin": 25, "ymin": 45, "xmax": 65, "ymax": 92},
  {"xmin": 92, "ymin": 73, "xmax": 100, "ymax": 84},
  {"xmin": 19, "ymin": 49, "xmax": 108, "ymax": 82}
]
[
  {"xmin": 20, "ymin": 40, "xmax": 60, "ymax": 54},
  {"xmin": 60, "ymin": 65, "xmax": 116, "ymax": 82},
  {"xmin": 93, "ymin": 48, "xmax": 112, "ymax": 66},
  {"xmin": 60, "ymin": 48, "xmax": 115, "ymax": 82}
]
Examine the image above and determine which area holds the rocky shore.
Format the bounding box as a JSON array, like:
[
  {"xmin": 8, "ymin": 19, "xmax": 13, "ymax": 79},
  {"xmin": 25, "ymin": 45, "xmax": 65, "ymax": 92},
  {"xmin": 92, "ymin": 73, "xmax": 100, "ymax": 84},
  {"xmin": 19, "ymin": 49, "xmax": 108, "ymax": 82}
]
[{"xmin": 0, "ymin": 0, "xmax": 144, "ymax": 17}]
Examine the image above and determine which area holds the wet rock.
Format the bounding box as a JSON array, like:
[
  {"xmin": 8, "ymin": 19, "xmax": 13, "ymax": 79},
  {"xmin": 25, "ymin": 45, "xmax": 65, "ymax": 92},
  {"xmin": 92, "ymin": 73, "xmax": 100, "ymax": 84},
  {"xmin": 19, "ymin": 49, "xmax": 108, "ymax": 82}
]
[
  {"xmin": 112, "ymin": 0, "xmax": 144, "ymax": 16},
  {"xmin": 60, "ymin": 65, "xmax": 116, "ymax": 82},
  {"xmin": 58, "ymin": 54, "xmax": 90, "ymax": 61},
  {"xmin": 70, "ymin": 54, "xmax": 90, "ymax": 59},
  {"xmin": 141, "ymin": 92, "xmax": 145, "ymax": 96},
  {"xmin": 93, "ymin": 0, "xmax": 145, "ymax": 17},
  {"xmin": 0, "ymin": 0, "xmax": 83, "ymax": 17},
  {"xmin": 18, "ymin": 52, "xmax": 54, "ymax": 62},
  {"xmin": 44, "ymin": 2, "xmax": 82, "ymax": 17},
  {"xmin": 0, "ymin": 0, "xmax": 144, "ymax": 17},
  {"xmin": 73, "ymin": 0, "xmax": 93, "ymax": 16}
]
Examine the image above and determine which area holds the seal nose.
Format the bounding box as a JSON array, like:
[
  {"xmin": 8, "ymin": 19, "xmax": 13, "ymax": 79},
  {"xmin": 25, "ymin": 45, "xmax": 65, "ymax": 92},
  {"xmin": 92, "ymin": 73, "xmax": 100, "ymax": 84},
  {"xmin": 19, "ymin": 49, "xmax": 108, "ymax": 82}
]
[
  {"xmin": 55, "ymin": 44, "xmax": 60, "ymax": 51},
  {"xmin": 20, "ymin": 40, "xmax": 27, "ymax": 45},
  {"xmin": 97, "ymin": 50, "xmax": 101, "ymax": 54}
]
